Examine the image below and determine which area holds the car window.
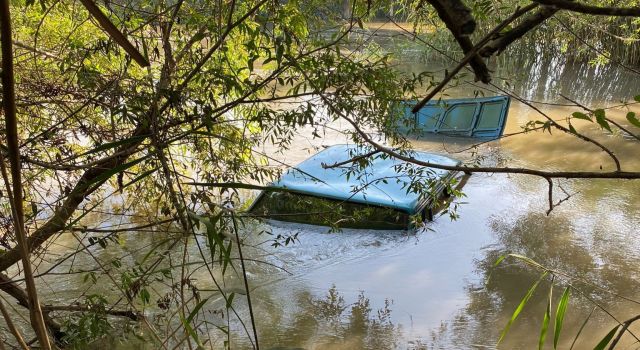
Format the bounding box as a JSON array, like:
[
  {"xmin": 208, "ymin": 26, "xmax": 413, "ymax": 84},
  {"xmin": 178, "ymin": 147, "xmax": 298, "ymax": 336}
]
[{"xmin": 249, "ymin": 190, "xmax": 411, "ymax": 230}]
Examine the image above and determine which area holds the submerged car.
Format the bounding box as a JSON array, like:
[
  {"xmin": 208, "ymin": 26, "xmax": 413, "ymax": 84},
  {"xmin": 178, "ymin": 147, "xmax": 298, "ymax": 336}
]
[
  {"xmin": 248, "ymin": 145, "xmax": 466, "ymax": 230},
  {"xmin": 398, "ymin": 95, "xmax": 510, "ymax": 139}
]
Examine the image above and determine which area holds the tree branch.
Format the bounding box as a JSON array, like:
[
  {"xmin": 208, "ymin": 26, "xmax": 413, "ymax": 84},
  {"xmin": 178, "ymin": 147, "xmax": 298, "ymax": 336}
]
[
  {"xmin": 412, "ymin": 3, "xmax": 538, "ymax": 113},
  {"xmin": 43, "ymin": 305, "xmax": 143, "ymax": 321},
  {"xmin": 425, "ymin": 0, "xmax": 491, "ymax": 83},
  {"xmin": 534, "ymin": 0, "xmax": 640, "ymax": 17},
  {"xmin": 0, "ymin": 3, "xmax": 52, "ymax": 347},
  {"xmin": 479, "ymin": 5, "xmax": 558, "ymax": 57},
  {"xmin": 78, "ymin": 0, "xmax": 149, "ymax": 67}
]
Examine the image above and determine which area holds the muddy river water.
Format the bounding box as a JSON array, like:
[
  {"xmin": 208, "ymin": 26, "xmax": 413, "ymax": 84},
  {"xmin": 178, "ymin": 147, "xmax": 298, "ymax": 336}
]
[
  {"xmin": 230, "ymin": 52, "xmax": 640, "ymax": 349},
  {"xmin": 26, "ymin": 33, "xmax": 640, "ymax": 349}
]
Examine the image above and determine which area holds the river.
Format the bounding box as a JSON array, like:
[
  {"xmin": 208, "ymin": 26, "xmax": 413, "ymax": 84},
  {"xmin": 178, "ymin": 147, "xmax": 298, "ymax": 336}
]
[{"xmin": 26, "ymin": 24, "xmax": 640, "ymax": 349}]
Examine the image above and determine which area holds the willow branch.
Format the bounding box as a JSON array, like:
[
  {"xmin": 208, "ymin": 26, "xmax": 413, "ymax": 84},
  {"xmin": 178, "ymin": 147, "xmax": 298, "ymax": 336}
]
[
  {"xmin": 560, "ymin": 94, "xmax": 640, "ymax": 142},
  {"xmin": 43, "ymin": 305, "xmax": 143, "ymax": 320},
  {"xmin": 78, "ymin": 0, "xmax": 149, "ymax": 67},
  {"xmin": 0, "ymin": 3, "xmax": 52, "ymax": 348}
]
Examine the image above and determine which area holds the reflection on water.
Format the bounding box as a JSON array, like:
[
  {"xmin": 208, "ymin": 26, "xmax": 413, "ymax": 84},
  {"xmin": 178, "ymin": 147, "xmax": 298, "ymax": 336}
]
[
  {"xmin": 254, "ymin": 286, "xmax": 400, "ymax": 350},
  {"xmin": 241, "ymin": 37, "xmax": 640, "ymax": 349}
]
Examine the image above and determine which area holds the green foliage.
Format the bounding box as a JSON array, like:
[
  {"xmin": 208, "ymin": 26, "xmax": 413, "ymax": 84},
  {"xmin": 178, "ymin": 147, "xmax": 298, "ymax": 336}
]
[
  {"xmin": 539, "ymin": 282, "xmax": 552, "ymax": 350},
  {"xmin": 593, "ymin": 325, "xmax": 620, "ymax": 350},
  {"xmin": 498, "ymin": 271, "xmax": 548, "ymax": 344},
  {"xmin": 572, "ymin": 112, "xmax": 592, "ymax": 122},
  {"xmin": 7, "ymin": 0, "xmax": 640, "ymax": 347},
  {"xmin": 626, "ymin": 111, "xmax": 640, "ymax": 128},
  {"xmin": 594, "ymin": 109, "xmax": 612, "ymax": 132},
  {"xmin": 61, "ymin": 295, "xmax": 113, "ymax": 348},
  {"xmin": 494, "ymin": 255, "xmax": 630, "ymax": 350},
  {"xmin": 554, "ymin": 287, "xmax": 570, "ymax": 349}
]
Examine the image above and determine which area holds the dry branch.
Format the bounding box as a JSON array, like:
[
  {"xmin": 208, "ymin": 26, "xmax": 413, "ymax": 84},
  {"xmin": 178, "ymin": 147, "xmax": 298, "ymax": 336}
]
[{"xmin": 0, "ymin": 298, "xmax": 28, "ymax": 350}]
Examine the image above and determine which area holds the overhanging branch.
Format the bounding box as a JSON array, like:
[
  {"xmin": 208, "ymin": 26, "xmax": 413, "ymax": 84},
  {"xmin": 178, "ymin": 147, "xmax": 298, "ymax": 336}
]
[
  {"xmin": 78, "ymin": 0, "xmax": 149, "ymax": 67},
  {"xmin": 424, "ymin": 0, "xmax": 491, "ymax": 84},
  {"xmin": 534, "ymin": 0, "xmax": 640, "ymax": 17},
  {"xmin": 479, "ymin": 5, "xmax": 559, "ymax": 57}
]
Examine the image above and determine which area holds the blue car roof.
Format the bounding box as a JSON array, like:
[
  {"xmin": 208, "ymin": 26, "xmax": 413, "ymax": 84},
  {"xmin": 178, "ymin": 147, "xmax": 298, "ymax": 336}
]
[{"xmin": 268, "ymin": 145, "xmax": 461, "ymax": 215}]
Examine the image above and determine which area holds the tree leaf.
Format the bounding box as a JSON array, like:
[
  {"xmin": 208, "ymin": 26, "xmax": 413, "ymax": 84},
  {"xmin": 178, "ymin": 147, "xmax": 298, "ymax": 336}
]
[
  {"xmin": 634, "ymin": 95, "xmax": 640, "ymax": 103},
  {"xmin": 593, "ymin": 325, "xmax": 620, "ymax": 350},
  {"xmin": 539, "ymin": 284, "xmax": 552, "ymax": 350},
  {"xmin": 626, "ymin": 112, "xmax": 640, "ymax": 128},
  {"xmin": 225, "ymin": 292, "xmax": 235, "ymax": 309},
  {"xmin": 180, "ymin": 315, "xmax": 204, "ymax": 348},
  {"xmin": 493, "ymin": 254, "xmax": 508, "ymax": 267},
  {"xmin": 594, "ymin": 109, "xmax": 612, "ymax": 132},
  {"xmin": 508, "ymin": 253, "xmax": 545, "ymax": 270},
  {"xmin": 498, "ymin": 271, "xmax": 548, "ymax": 344},
  {"xmin": 554, "ymin": 287, "xmax": 570, "ymax": 349},
  {"xmin": 572, "ymin": 111, "xmax": 592, "ymax": 121},
  {"xmin": 139, "ymin": 288, "xmax": 150, "ymax": 304},
  {"xmin": 187, "ymin": 297, "xmax": 210, "ymax": 324}
]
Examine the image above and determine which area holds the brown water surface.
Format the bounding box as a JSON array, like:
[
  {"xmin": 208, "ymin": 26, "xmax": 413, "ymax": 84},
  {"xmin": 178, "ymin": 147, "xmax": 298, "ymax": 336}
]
[{"xmin": 26, "ymin": 27, "xmax": 640, "ymax": 350}]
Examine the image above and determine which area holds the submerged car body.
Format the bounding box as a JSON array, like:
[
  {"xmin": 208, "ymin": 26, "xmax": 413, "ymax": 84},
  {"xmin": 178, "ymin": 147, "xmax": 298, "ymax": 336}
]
[
  {"xmin": 398, "ymin": 95, "xmax": 510, "ymax": 139},
  {"xmin": 248, "ymin": 145, "xmax": 465, "ymax": 230}
]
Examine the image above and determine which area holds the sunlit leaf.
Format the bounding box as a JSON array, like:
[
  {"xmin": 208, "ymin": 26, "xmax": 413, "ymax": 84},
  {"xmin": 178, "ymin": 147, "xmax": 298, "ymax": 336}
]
[
  {"xmin": 508, "ymin": 253, "xmax": 545, "ymax": 270},
  {"xmin": 539, "ymin": 284, "xmax": 552, "ymax": 350},
  {"xmin": 572, "ymin": 111, "xmax": 592, "ymax": 122},
  {"xmin": 593, "ymin": 325, "xmax": 620, "ymax": 350},
  {"xmin": 493, "ymin": 254, "xmax": 508, "ymax": 267},
  {"xmin": 554, "ymin": 287, "xmax": 570, "ymax": 349},
  {"xmin": 498, "ymin": 271, "xmax": 548, "ymax": 344}
]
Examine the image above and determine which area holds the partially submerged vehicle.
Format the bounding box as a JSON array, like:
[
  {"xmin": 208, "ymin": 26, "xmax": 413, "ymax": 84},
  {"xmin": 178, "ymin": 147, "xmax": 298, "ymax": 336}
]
[
  {"xmin": 248, "ymin": 145, "xmax": 466, "ymax": 230},
  {"xmin": 397, "ymin": 95, "xmax": 510, "ymax": 139}
]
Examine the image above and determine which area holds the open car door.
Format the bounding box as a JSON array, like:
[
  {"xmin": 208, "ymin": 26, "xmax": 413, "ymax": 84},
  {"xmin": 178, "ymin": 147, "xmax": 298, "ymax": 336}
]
[{"xmin": 397, "ymin": 95, "xmax": 510, "ymax": 139}]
